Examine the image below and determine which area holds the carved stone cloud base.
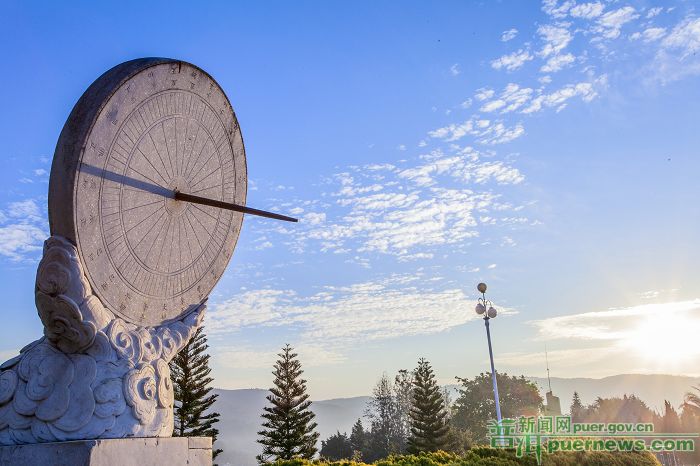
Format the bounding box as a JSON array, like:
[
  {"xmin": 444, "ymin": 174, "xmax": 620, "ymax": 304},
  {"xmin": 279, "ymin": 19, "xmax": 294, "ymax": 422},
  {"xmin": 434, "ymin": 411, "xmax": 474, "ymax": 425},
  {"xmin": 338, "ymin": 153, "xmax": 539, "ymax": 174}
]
[
  {"xmin": 0, "ymin": 437, "xmax": 212, "ymax": 466},
  {"xmin": 0, "ymin": 236, "xmax": 206, "ymax": 445}
]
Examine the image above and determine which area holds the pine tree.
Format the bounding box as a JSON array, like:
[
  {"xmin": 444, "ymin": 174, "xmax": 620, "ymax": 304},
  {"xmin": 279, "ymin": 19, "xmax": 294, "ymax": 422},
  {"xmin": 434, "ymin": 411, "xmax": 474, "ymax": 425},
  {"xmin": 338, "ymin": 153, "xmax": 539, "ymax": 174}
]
[
  {"xmin": 256, "ymin": 344, "xmax": 319, "ymax": 464},
  {"xmin": 661, "ymin": 400, "xmax": 681, "ymax": 432},
  {"xmin": 407, "ymin": 358, "xmax": 449, "ymax": 453},
  {"xmin": 349, "ymin": 418, "xmax": 366, "ymax": 460},
  {"xmin": 660, "ymin": 400, "xmax": 682, "ymax": 465},
  {"xmin": 570, "ymin": 391, "xmax": 584, "ymax": 422},
  {"xmin": 170, "ymin": 326, "xmax": 223, "ymax": 460}
]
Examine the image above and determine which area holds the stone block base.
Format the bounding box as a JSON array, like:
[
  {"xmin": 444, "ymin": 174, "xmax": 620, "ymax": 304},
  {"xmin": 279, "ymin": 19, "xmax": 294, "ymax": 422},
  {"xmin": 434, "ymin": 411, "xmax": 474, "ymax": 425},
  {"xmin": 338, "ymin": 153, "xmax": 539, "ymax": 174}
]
[{"xmin": 0, "ymin": 437, "xmax": 212, "ymax": 466}]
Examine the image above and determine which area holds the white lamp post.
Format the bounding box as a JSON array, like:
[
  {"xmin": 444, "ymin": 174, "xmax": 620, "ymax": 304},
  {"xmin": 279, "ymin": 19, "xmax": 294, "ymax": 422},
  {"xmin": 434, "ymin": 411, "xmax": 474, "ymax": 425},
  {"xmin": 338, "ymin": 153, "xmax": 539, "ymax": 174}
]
[{"xmin": 476, "ymin": 282, "xmax": 503, "ymax": 424}]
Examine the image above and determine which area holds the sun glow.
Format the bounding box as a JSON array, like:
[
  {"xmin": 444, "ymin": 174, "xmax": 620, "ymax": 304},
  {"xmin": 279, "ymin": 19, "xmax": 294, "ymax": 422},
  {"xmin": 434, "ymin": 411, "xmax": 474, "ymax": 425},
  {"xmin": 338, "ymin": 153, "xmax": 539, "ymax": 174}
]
[{"xmin": 621, "ymin": 312, "xmax": 700, "ymax": 365}]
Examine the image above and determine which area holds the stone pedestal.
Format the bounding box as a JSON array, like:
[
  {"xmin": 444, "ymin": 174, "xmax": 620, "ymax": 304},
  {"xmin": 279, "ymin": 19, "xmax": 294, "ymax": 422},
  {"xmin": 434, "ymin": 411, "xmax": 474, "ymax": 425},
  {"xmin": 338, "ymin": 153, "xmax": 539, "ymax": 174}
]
[{"xmin": 0, "ymin": 437, "xmax": 211, "ymax": 466}]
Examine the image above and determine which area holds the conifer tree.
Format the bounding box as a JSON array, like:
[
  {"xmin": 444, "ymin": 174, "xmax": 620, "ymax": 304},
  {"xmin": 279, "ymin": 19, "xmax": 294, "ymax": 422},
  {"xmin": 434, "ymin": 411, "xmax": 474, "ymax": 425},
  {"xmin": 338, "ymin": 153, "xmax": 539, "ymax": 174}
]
[
  {"xmin": 407, "ymin": 358, "xmax": 449, "ymax": 453},
  {"xmin": 256, "ymin": 344, "xmax": 319, "ymax": 464},
  {"xmin": 349, "ymin": 418, "xmax": 366, "ymax": 459},
  {"xmin": 320, "ymin": 431, "xmax": 353, "ymax": 460},
  {"xmin": 170, "ymin": 326, "xmax": 223, "ymax": 461},
  {"xmin": 570, "ymin": 391, "xmax": 584, "ymax": 422},
  {"xmin": 661, "ymin": 400, "xmax": 681, "ymax": 432}
]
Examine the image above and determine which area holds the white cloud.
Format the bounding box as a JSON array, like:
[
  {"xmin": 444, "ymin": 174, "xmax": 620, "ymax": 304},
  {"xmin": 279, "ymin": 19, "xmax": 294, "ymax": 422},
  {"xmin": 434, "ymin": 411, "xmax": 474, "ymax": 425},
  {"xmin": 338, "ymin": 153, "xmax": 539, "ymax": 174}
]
[
  {"xmin": 474, "ymin": 162, "xmax": 525, "ymax": 184},
  {"xmin": 542, "ymin": 0, "xmax": 575, "ymax": 19},
  {"xmin": 538, "ymin": 24, "xmax": 573, "ymax": 58},
  {"xmin": 397, "ymin": 252, "xmax": 434, "ymax": 262},
  {"xmin": 646, "ymin": 7, "xmax": 663, "ymax": 19},
  {"xmin": 501, "ymin": 28, "xmax": 518, "ymax": 42},
  {"xmin": 8, "ymin": 199, "xmax": 41, "ymax": 219},
  {"xmin": 650, "ymin": 17, "xmax": 700, "ymax": 83},
  {"xmin": 273, "ymin": 147, "xmax": 527, "ymax": 260},
  {"xmin": 569, "ymin": 2, "xmax": 604, "ymax": 19},
  {"xmin": 398, "ymin": 155, "xmax": 523, "ymax": 187},
  {"xmin": 475, "ymin": 88, "xmax": 495, "ymax": 101},
  {"xmin": 364, "ymin": 163, "xmax": 396, "ymax": 171},
  {"xmin": 541, "ymin": 52, "xmax": 576, "ymax": 72},
  {"xmin": 642, "ymin": 28, "xmax": 666, "ymax": 42},
  {"xmin": 0, "ymin": 199, "xmax": 48, "ymax": 262},
  {"xmin": 526, "ymin": 300, "xmax": 700, "ymax": 376},
  {"xmin": 512, "ymin": 299, "xmax": 700, "ymax": 378},
  {"xmin": 501, "ymin": 236, "xmax": 516, "ymax": 247},
  {"xmin": 532, "ymin": 300, "xmax": 700, "ymax": 343},
  {"xmin": 428, "ymin": 120, "xmax": 476, "ymax": 142},
  {"xmin": 491, "ymin": 49, "xmax": 534, "ymax": 71},
  {"xmin": 336, "ymin": 174, "xmax": 384, "ymax": 197},
  {"xmin": 208, "ymin": 274, "xmax": 482, "ymax": 344},
  {"xmin": 477, "ymin": 122, "xmax": 525, "ymax": 145},
  {"xmin": 480, "ymin": 100, "xmax": 505, "ymax": 113},
  {"xmin": 536, "ymin": 24, "xmax": 576, "ymax": 73},
  {"xmin": 522, "ymin": 76, "xmax": 606, "ymax": 114},
  {"xmin": 594, "ymin": 6, "xmax": 639, "ymax": 40},
  {"xmin": 661, "ymin": 17, "xmax": 700, "ymax": 58},
  {"xmin": 631, "ymin": 27, "xmax": 666, "ymax": 42},
  {"xmin": 460, "ymin": 98, "xmax": 473, "ymax": 109},
  {"xmin": 480, "ymin": 83, "xmax": 534, "ymax": 114},
  {"xmin": 640, "ymin": 290, "xmax": 660, "ymax": 300},
  {"xmin": 450, "ymin": 63, "xmax": 461, "ymax": 76},
  {"xmin": 254, "ymin": 239, "xmax": 273, "ymax": 250},
  {"xmin": 303, "ymin": 212, "xmax": 326, "ymax": 225},
  {"xmin": 428, "ymin": 118, "xmax": 525, "ymax": 145},
  {"xmin": 0, "ymin": 224, "xmax": 46, "ymax": 261}
]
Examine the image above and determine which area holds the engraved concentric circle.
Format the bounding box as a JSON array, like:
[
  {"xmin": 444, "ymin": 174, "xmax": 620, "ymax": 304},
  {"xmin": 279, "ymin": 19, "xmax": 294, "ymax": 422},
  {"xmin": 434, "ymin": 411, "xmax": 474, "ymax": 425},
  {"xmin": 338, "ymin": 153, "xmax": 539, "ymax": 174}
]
[{"xmin": 49, "ymin": 59, "xmax": 247, "ymax": 326}]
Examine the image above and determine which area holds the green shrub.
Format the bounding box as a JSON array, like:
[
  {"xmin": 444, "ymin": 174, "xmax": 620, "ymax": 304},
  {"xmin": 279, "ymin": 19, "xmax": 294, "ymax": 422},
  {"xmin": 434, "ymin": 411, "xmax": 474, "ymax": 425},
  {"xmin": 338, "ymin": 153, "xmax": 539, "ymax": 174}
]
[
  {"xmin": 545, "ymin": 449, "xmax": 659, "ymax": 466},
  {"xmin": 268, "ymin": 448, "xmax": 660, "ymax": 466}
]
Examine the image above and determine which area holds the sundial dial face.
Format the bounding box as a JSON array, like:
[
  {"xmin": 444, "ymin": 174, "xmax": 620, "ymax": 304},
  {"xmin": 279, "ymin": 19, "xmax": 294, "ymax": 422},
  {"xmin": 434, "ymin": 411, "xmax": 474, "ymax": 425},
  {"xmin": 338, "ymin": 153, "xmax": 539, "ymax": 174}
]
[{"xmin": 49, "ymin": 58, "xmax": 247, "ymax": 326}]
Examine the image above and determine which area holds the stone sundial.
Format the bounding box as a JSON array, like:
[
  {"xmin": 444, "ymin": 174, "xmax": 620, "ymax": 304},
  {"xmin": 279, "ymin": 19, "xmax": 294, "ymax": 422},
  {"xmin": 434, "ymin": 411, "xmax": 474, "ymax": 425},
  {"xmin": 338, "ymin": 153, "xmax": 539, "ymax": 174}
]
[
  {"xmin": 0, "ymin": 58, "xmax": 295, "ymax": 462},
  {"xmin": 49, "ymin": 57, "xmax": 294, "ymax": 326}
]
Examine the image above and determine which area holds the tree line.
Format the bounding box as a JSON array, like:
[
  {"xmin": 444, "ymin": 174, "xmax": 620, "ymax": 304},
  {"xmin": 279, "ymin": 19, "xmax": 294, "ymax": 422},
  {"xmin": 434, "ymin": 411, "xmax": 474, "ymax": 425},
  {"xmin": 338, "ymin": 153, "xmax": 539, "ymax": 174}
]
[
  {"xmin": 255, "ymin": 344, "xmax": 546, "ymax": 463},
  {"xmin": 164, "ymin": 333, "xmax": 700, "ymax": 466},
  {"xmin": 318, "ymin": 369, "xmax": 544, "ymax": 462},
  {"xmin": 254, "ymin": 343, "xmax": 700, "ymax": 466},
  {"xmin": 569, "ymin": 388, "xmax": 700, "ymax": 464}
]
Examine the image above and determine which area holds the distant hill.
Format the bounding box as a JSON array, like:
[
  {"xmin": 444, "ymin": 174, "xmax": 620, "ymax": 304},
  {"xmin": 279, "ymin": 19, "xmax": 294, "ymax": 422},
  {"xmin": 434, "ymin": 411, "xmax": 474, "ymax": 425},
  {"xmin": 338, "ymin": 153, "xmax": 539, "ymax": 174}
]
[
  {"xmin": 213, "ymin": 388, "xmax": 371, "ymax": 466},
  {"xmin": 213, "ymin": 373, "xmax": 699, "ymax": 466}
]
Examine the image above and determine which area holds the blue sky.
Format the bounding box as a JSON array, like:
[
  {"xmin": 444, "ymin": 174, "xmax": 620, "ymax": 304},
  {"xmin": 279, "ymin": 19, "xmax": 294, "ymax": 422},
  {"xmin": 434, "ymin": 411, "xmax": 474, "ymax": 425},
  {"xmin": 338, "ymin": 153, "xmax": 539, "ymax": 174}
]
[{"xmin": 1, "ymin": 0, "xmax": 699, "ymax": 399}]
